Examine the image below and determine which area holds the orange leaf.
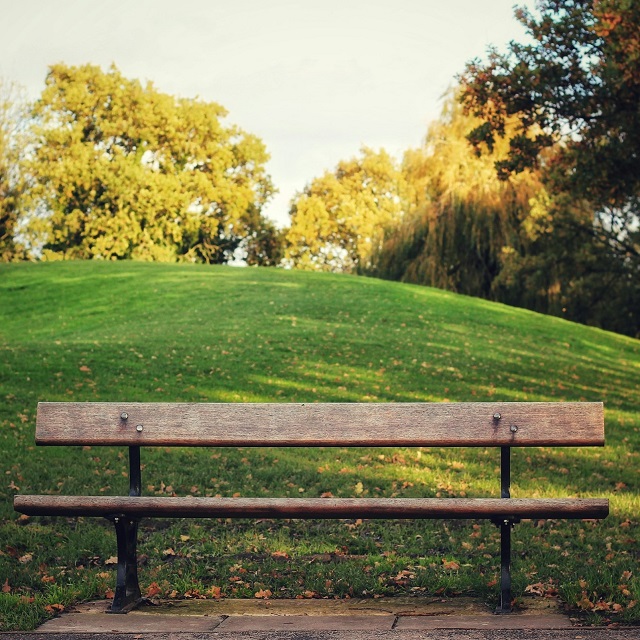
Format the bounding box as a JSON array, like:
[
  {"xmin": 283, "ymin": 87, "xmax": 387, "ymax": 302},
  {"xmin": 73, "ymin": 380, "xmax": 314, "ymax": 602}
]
[
  {"xmin": 1, "ymin": 579, "xmax": 10, "ymax": 593},
  {"xmin": 207, "ymin": 585, "xmax": 222, "ymax": 599},
  {"xmin": 254, "ymin": 589, "xmax": 272, "ymax": 599},
  {"xmin": 525, "ymin": 582, "xmax": 545, "ymax": 596},
  {"xmin": 442, "ymin": 559, "xmax": 460, "ymax": 571},
  {"xmin": 146, "ymin": 582, "xmax": 162, "ymax": 597},
  {"xmin": 44, "ymin": 604, "xmax": 65, "ymax": 614}
]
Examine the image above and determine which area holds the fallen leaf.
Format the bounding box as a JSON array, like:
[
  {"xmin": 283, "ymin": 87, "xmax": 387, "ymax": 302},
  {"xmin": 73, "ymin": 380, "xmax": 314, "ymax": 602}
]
[
  {"xmin": 525, "ymin": 583, "xmax": 544, "ymax": 596},
  {"xmin": 442, "ymin": 559, "xmax": 460, "ymax": 571},
  {"xmin": 104, "ymin": 556, "xmax": 118, "ymax": 565},
  {"xmin": 255, "ymin": 589, "xmax": 272, "ymax": 599},
  {"xmin": 207, "ymin": 585, "xmax": 222, "ymax": 598},
  {"xmin": 79, "ymin": 365, "xmax": 91, "ymax": 373},
  {"xmin": 146, "ymin": 582, "xmax": 162, "ymax": 597},
  {"xmin": 44, "ymin": 604, "xmax": 64, "ymax": 614},
  {"xmin": 1, "ymin": 579, "xmax": 10, "ymax": 593}
]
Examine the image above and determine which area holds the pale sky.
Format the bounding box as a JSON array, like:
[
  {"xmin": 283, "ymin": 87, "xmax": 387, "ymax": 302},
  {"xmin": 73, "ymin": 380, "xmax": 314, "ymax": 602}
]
[{"xmin": 0, "ymin": 0, "xmax": 533, "ymax": 226}]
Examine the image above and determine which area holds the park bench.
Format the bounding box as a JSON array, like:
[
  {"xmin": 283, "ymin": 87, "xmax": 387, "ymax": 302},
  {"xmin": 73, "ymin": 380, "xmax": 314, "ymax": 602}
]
[{"xmin": 14, "ymin": 401, "xmax": 608, "ymax": 614}]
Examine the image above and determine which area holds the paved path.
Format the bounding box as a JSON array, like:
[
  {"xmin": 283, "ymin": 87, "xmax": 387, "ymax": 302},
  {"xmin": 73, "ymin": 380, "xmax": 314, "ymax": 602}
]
[
  {"xmin": 4, "ymin": 597, "xmax": 639, "ymax": 639},
  {"xmin": 4, "ymin": 630, "xmax": 640, "ymax": 640}
]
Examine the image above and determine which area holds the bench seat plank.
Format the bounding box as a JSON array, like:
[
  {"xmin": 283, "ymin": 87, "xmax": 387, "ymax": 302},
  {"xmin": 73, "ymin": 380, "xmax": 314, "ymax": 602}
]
[
  {"xmin": 36, "ymin": 402, "xmax": 605, "ymax": 447},
  {"xmin": 14, "ymin": 495, "xmax": 609, "ymax": 520}
]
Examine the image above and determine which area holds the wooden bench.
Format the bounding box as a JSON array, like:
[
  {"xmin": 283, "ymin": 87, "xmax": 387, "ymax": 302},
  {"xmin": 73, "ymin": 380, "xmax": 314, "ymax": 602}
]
[{"xmin": 14, "ymin": 401, "xmax": 608, "ymax": 614}]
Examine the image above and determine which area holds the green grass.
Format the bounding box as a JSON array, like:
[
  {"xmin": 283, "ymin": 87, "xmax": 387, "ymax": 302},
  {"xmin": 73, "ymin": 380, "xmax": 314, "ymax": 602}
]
[{"xmin": 0, "ymin": 260, "xmax": 638, "ymax": 630}]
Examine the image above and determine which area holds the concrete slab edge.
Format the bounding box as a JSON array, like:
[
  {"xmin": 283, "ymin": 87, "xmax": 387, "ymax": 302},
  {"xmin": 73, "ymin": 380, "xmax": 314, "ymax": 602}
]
[{"xmin": 3, "ymin": 628, "xmax": 640, "ymax": 640}]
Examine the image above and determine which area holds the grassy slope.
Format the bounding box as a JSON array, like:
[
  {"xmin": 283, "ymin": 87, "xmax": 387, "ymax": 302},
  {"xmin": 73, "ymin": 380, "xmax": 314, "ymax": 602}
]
[{"xmin": 0, "ymin": 261, "xmax": 638, "ymax": 630}]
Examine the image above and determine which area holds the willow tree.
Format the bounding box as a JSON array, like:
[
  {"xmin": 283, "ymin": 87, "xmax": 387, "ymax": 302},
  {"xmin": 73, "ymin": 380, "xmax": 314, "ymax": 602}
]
[
  {"xmin": 370, "ymin": 97, "xmax": 544, "ymax": 300},
  {"xmin": 24, "ymin": 63, "xmax": 276, "ymax": 263},
  {"xmin": 285, "ymin": 147, "xmax": 407, "ymax": 272}
]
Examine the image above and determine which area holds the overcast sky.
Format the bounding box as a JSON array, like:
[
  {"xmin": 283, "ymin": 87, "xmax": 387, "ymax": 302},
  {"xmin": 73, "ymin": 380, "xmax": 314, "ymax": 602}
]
[{"xmin": 0, "ymin": 0, "xmax": 533, "ymax": 226}]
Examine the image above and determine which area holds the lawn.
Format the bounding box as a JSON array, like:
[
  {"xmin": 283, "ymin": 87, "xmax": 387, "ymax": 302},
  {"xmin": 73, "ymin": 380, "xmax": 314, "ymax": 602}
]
[{"xmin": 0, "ymin": 260, "xmax": 638, "ymax": 630}]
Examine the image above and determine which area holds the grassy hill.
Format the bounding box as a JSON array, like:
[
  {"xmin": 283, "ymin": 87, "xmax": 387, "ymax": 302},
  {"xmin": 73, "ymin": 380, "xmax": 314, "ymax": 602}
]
[{"xmin": 1, "ymin": 261, "xmax": 638, "ymax": 630}]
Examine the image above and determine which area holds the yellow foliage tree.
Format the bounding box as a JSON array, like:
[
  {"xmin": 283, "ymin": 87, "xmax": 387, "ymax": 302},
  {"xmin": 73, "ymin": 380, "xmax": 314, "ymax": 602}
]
[
  {"xmin": 285, "ymin": 147, "xmax": 407, "ymax": 272},
  {"xmin": 0, "ymin": 79, "xmax": 28, "ymax": 261},
  {"xmin": 24, "ymin": 63, "xmax": 276, "ymax": 263}
]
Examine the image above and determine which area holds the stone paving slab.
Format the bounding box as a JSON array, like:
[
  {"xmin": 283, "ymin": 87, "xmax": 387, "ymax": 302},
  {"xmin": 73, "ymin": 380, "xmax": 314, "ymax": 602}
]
[
  {"xmin": 216, "ymin": 614, "xmax": 397, "ymax": 632},
  {"xmin": 34, "ymin": 611, "xmax": 225, "ymax": 633},
  {"xmin": 395, "ymin": 613, "xmax": 572, "ymax": 630}
]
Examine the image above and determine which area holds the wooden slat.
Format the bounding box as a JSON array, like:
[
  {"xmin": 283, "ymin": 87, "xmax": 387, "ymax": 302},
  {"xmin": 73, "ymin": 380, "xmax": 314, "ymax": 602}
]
[
  {"xmin": 35, "ymin": 402, "xmax": 605, "ymax": 447},
  {"xmin": 14, "ymin": 495, "xmax": 609, "ymax": 520}
]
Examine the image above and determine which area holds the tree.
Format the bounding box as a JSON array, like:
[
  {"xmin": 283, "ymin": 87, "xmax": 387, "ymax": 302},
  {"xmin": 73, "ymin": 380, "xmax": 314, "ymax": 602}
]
[
  {"xmin": 370, "ymin": 96, "xmax": 544, "ymax": 299},
  {"xmin": 459, "ymin": 0, "xmax": 640, "ymax": 334},
  {"xmin": 285, "ymin": 147, "xmax": 406, "ymax": 272},
  {"xmin": 23, "ymin": 63, "xmax": 276, "ymax": 263},
  {"xmin": 0, "ymin": 79, "xmax": 28, "ymax": 261}
]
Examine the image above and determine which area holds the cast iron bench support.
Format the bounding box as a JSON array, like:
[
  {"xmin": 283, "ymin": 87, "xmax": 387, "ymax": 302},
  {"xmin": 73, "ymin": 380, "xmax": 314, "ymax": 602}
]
[
  {"xmin": 107, "ymin": 445, "xmax": 144, "ymax": 613},
  {"xmin": 108, "ymin": 515, "xmax": 142, "ymax": 613},
  {"xmin": 491, "ymin": 445, "xmax": 520, "ymax": 614}
]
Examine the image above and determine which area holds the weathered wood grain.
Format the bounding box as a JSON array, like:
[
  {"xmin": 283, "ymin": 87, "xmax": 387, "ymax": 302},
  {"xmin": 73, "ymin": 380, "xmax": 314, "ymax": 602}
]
[
  {"xmin": 14, "ymin": 495, "xmax": 609, "ymax": 520},
  {"xmin": 35, "ymin": 402, "xmax": 605, "ymax": 447}
]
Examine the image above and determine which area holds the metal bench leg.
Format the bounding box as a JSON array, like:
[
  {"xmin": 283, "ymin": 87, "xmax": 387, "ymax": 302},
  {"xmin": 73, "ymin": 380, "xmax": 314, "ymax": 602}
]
[
  {"xmin": 497, "ymin": 519, "xmax": 512, "ymax": 614},
  {"xmin": 107, "ymin": 516, "xmax": 143, "ymax": 613},
  {"xmin": 493, "ymin": 445, "xmax": 517, "ymax": 614}
]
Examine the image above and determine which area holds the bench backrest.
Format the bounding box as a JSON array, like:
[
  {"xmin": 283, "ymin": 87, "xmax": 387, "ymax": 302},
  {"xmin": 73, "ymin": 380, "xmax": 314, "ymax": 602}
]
[{"xmin": 36, "ymin": 402, "xmax": 604, "ymax": 447}]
